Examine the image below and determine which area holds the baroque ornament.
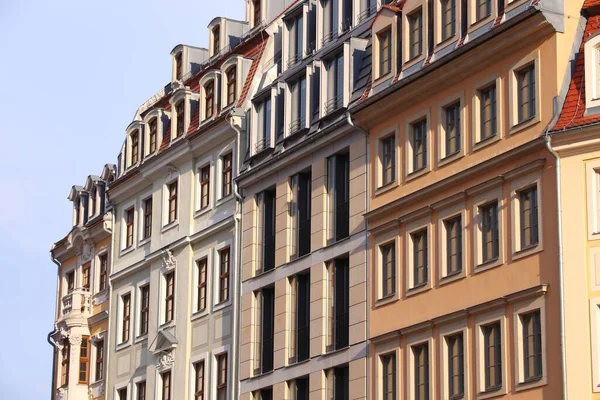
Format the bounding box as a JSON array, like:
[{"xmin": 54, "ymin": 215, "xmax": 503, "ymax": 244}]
[
  {"xmin": 161, "ymin": 249, "xmax": 177, "ymax": 273},
  {"xmin": 156, "ymin": 351, "xmax": 175, "ymax": 370}
]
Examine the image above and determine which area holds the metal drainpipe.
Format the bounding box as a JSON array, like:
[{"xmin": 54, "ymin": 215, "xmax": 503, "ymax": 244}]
[
  {"xmin": 48, "ymin": 255, "xmax": 61, "ymax": 400},
  {"xmin": 543, "ymin": 133, "xmax": 567, "ymax": 400},
  {"xmin": 228, "ymin": 114, "xmax": 244, "ymax": 400},
  {"xmin": 345, "ymin": 111, "xmax": 370, "ymax": 396}
]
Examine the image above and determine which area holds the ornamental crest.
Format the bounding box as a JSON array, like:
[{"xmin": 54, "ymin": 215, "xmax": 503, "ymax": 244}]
[
  {"xmin": 156, "ymin": 351, "xmax": 175, "ymax": 371},
  {"xmin": 161, "ymin": 249, "xmax": 177, "ymax": 273}
]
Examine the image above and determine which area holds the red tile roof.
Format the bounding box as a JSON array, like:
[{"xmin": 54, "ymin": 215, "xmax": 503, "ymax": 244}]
[
  {"xmin": 370, "ymin": 0, "xmax": 404, "ymax": 28},
  {"xmin": 551, "ymin": 14, "xmax": 600, "ymax": 132},
  {"xmin": 236, "ymin": 40, "xmax": 267, "ymax": 107},
  {"xmin": 585, "ymin": 0, "xmax": 600, "ymax": 9}
]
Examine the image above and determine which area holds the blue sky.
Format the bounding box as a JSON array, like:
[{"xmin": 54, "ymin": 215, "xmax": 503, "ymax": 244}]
[{"xmin": 0, "ymin": 1, "xmax": 243, "ymax": 397}]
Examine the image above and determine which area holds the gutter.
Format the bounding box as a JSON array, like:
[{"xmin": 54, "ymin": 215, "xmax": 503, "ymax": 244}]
[{"xmin": 48, "ymin": 254, "xmax": 61, "ymax": 400}]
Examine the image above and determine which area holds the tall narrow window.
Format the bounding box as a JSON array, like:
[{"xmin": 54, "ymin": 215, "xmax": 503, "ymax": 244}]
[
  {"xmin": 99, "ymin": 254, "xmax": 108, "ymax": 291},
  {"xmin": 219, "ymin": 247, "xmax": 230, "ymax": 303},
  {"xmin": 117, "ymin": 388, "xmax": 127, "ymax": 400},
  {"xmin": 293, "ymin": 377, "xmax": 310, "ymax": 400},
  {"xmin": 445, "ymin": 216, "xmax": 462, "ymax": 275},
  {"xmin": 61, "ymin": 338, "xmax": 70, "ymax": 386},
  {"xmin": 221, "ymin": 153, "xmax": 232, "ymax": 198},
  {"xmin": 255, "ymin": 287, "xmax": 275, "ymax": 374},
  {"xmin": 409, "ymin": 9, "xmax": 423, "ymax": 59},
  {"xmin": 381, "ymin": 243, "xmax": 396, "ymax": 297},
  {"xmin": 66, "ymin": 270, "xmax": 75, "ymax": 294},
  {"xmin": 381, "ymin": 135, "xmax": 395, "ymax": 185},
  {"xmin": 205, "ymin": 81, "xmax": 215, "ymax": 119},
  {"xmin": 322, "ymin": 0, "xmax": 339, "ymax": 46},
  {"xmin": 441, "ymin": 0, "xmax": 456, "ymax": 41},
  {"xmin": 326, "ymin": 366, "xmax": 349, "ymax": 400},
  {"xmin": 82, "ymin": 263, "xmax": 90, "ymax": 290},
  {"xmin": 161, "ymin": 371, "xmax": 171, "ymax": 400},
  {"xmin": 164, "ymin": 271, "xmax": 175, "ymax": 324},
  {"xmin": 290, "ymin": 172, "xmax": 311, "ymax": 258},
  {"xmin": 481, "ymin": 201, "xmax": 499, "ymax": 263},
  {"xmin": 149, "ymin": 118, "xmax": 158, "ymax": 154},
  {"xmin": 125, "ymin": 207, "xmax": 134, "ymax": 248},
  {"xmin": 326, "ymin": 153, "xmax": 350, "ymax": 242},
  {"xmin": 378, "ymin": 28, "xmax": 392, "ymax": 77},
  {"xmin": 90, "ymin": 187, "xmax": 97, "ymax": 218},
  {"xmin": 194, "ymin": 360, "xmax": 205, "ymax": 400},
  {"xmin": 197, "ymin": 258, "xmax": 207, "ymax": 312},
  {"xmin": 444, "ymin": 102, "xmax": 461, "ymax": 156},
  {"xmin": 175, "ymin": 52, "xmax": 182, "ymax": 80},
  {"xmin": 213, "ymin": 26, "xmax": 221, "ymax": 55},
  {"xmin": 168, "ymin": 180, "xmax": 178, "ymax": 224},
  {"xmin": 447, "ymin": 333, "xmax": 464, "ymax": 398},
  {"xmin": 122, "ymin": 293, "xmax": 131, "ymax": 343},
  {"xmin": 257, "ymin": 189, "xmax": 276, "ymax": 272},
  {"xmin": 479, "ymin": 83, "xmax": 497, "ymax": 141},
  {"xmin": 287, "ymin": 13, "xmax": 304, "ymax": 66},
  {"xmin": 289, "ymin": 76, "xmax": 307, "ymax": 134},
  {"xmin": 483, "ymin": 322, "xmax": 502, "ymax": 390},
  {"xmin": 327, "ymin": 257, "xmax": 349, "ymax": 351},
  {"xmin": 413, "ymin": 343, "xmax": 429, "ymax": 400},
  {"xmin": 78, "ymin": 336, "xmax": 89, "ymax": 384},
  {"xmin": 140, "ymin": 285, "xmax": 149, "ymax": 336},
  {"xmin": 290, "ymin": 273, "xmax": 311, "ymax": 363},
  {"xmin": 176, "ymin": 100, "xmax": 185, "ymax": 137},
  {"xmin": 522, "ymin": 310, "xmax": 542, "ymax": 381},
  {"xmin": 476, "ymin": 0, "xmax": 491, "ymax": 21},
  {"xmin": 227, "ymin": 66, "xmax": 237, "ymax": 106},
  {"xmin": 74, "ymin": 198, "xmax": 80, "ymax": 225},
  {"xmin": 520, "ymin": 187, "xmax": 539, "ymax": 249},
  {"xmin": 253, "ymin": 0, "xmax": 262, "ymax": 26},
  {"xmin": 256, "ymin": 97, "xmax": 272, "ymax": 152},
  {"xmin": 412, "ymin": 229, "xmax": 428, "ymax": 287},
  {"xmin": 382, "ymin": 353, "xmax": 396, "ymax": 400},
  {"xmin": 131, "ymin": 130, "xmax": 139, "ymax": 165},
  {"xmin": 143, "ymin": 197, "xmax": 152, "ymax": 239},
  {"xmin": 137, "ymin": 381, "xmax": 146, "ymax": 400},
  {"xmin": 216, "ymin": 353, "xmax": 228, "ymax": 400},
  {"xmin": 325, "ymin": 53, "xmax": 344, "ymax": 113},
  {"xmin": 517, "ymin": 64, "xmax": 536, "ymax": 123},
  {"xmin": 95, "ymin": 340, "xmax": 104, "ymax": 381},
  {"xmin": 200, "ymin": 165, "xmax": 210, "ymax": 209},
  {"xmin": 411, "ymin": 119, "xmax": 428, "ymax": 172}
]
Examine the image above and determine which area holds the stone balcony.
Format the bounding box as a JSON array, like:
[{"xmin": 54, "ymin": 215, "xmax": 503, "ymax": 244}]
[{"xmin": 59, "ymin": 289, "xmax": 92, "ymax": 324}]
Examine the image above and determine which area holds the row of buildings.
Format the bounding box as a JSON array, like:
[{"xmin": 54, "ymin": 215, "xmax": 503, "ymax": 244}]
[{"xmin": 48, "ymin": 0, "xmax": 600, "ymax": 398}]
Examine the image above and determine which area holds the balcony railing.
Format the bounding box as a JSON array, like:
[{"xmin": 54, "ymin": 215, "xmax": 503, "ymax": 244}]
[
  {"xmin": 288, "ymin": 116, "xmax": 306, "ymax": 135},
  {"xmin": 62, "ymin": 289, "xmax": 92, "ymax": 318},
  {"xmin": 287, "ymin": 52, "xmax": 303, "ymax": 68},
  {"xmin": 358, "ymin": 4, "xmax": 378, "ymax": 22},
  {"xmin": 321, "ymin": 30, "xmax": 339, "ymax": 47},
  {"xmin": 254, "ymin": 135, "xmax": 272, "ymax": 154},
  {"xmin": 325, "ymin": 94, "xmax": 344, "ymax": 114}
]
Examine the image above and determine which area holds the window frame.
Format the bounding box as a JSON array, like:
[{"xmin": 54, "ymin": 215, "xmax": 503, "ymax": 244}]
[
  {"xmin": 216, "ymin": 352, "xmax": 228, "ymax": 400},
  {"xmin": 472, "ymin": 76, "xmax": 502, "ymax": 149},
  {"xmin": 509, "ymin": 52, "xmax": 541, "ymax": 133},
  {"xmin": 121, "ymin": 292, "xmax": 132, "ymax": 344},
  {"xmin": 406, "ymin": 215, "xmax": 432, "ymax": 295},
  {"xmin": 163, "ymin": 271, "xmax": 175, "ymax": 325},
  {"xmin": 380, "ymin": 134, "xmax": 396, "ymax": 188},
  {"xmin": 406, "ymin": 330, "xmax": 433, "ymax": 400},
  {"xmin": 139, "ymin": 284, "xmax": 150, "ymax": 337},
  {"xmin": 94, "ymin": 338, "xmax": 105, "ymax": 382},
  {"xmin": 377, "ymin": 27, "xmax": 392, "ymax": 78},
  {"xmin": 509, "ymin": 168, "xmax": 543, "ymax": 259},
  {"xmin": 406, "ymin": 112, "xmax": 431, "ymax": 178},
  {"xmin": 78, "ymin": 335, "xmax": 90, "ymax": 384},
  {"xmin": 439, "ymin": 320, "xmax": 469, "ymax": 400},
  {"xmin": 142, "ymin": 196, "xmax": 153, "ymax": 241},
  {"xmin": 218, "ymin": 247, "xmax": 231, "ymax": 305},
  {"xmin": 472, "ymin": 185, "xmax": 504, "ymax": 272},
  {"xmin": 513, "ymin": 296, "xmax": 547, "ymax": 391},
  {"xmin": 407, "ymin": 7, "xmax": 424, "ymax": 61},
  {"xmin": 165, "ymin": 179, "xmax": 179, "ymax": 226},
  {"xmin": 221, "ymin": 152, "xmax": 233, "ymax": 199},
  {"xmin": 475, "ymin": 309, "xmax": 507, "ymax": 398}
]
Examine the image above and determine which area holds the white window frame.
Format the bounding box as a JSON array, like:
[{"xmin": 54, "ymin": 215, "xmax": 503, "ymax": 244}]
[
  {"xmin": 143, "ymin": 109, "xmax": 165, "ymax": 157},
  {"xmin": 90, "ymin": 334, "xmax": 106, "ymax": 384},
  {"xmin": 437, "ymin": 200, "xmax": 467, "ymax": 284},
  {"xmin": 194, "ymin": 155, "xmax": 214, "ymax": 216},
  {"xmin": 439, "ymin": 319, "xmax": 469, "ymax": 400},
  {"xmin": 120, "ymin": 199, "xmax": 137, "ymax": 254},
  {"xmin": 585, "ymin": 160, "xmax": 600, "ymax": 240},
  {"xmin": 213, "ymin": 240, "xmax": 234, "ymax": 312},
  {"xmin": 138, "ymin": 190, "xmax": 153, "ymax": 246},
  {"xmin": 471, "ymin": 184, "xmax": 504, "ymax": 272},
  {"xmin": 472, "ymin": 75, "xmax": 503, "ymax": 149},
  {"xmin": 509, "ymin": 170, "xmax": 543, "ymax": 259},
  {"xmin": 221, "ymin": 56, "xmax": 245, "ymax": 110},
  {"xmin": 189, "ymin": 352, "xmax": 209, "ymax": 400},
  {"xmin": 199, "ymin": 71, "xmax": 221, "ymax": 123},
  {"xmin": 585, "ymin": 33, "xmax": 600, "ymax": 113},
  {"xmin": 211, "ymin": 345, "xmax": 231, "ymax": 400},
  {"xmin": 405, "ymin": 110, "xmax": 431, "ymax": 179},
  {"xmin": 437, "ymin": 91, "xmax": 465, "ymax": 164},
  {"xmin": 132, "ymin": 375, "xmax": 147, "ymax": 400},
  {"xmin": 116, "ymin": 286, "xmax": 134, "ymax": 350},
  {"xmin": 192, "ymin": 248, "xmax": 212, "ymax": 318},
  {"xmin": 434, "ymin": 0, "xmax": 461, "ymax": 48},
  {"xmin": 474, "ymin": 308, "xmax": 507, "ymax": 399},
  {"xmin": 169, "ymin": 89, "xmax": 194, "ymax": 141},
  {"xmin": 62, "ymin": 264, "xmax": 77, "ymax": 297},
  {"xmin": 159, "ymin": 268, "xmax": 176, "ymax": 328},
  {"xmin": 162, "ymin": 177, "xmax": 180, "ymax": 230},
  {"xmin": 114, "ymin": 381, "xmax": 131, "ymax": 400},
  {"xmin": 513, "ymin": 296, "xmax": 547, "ymax": 391},
  {"xmin": 406, "ymin": 329, "xmax": 433, "ymax": 400},
  {"xmin": 156, "ymin": 368, "xmax": 173, "ymax": 400},
  {"xmin": 405, "ymin": 215, "xmax": 432, "ymax": 295},
  {"xmin": 508, "ymin": 50, "xmax": 541, "ymax": 134},
  {"xmin": 134, "ymin": 277, "xmax": 151, "ymax": 342},
  {"xmin": 374, "ymin": 336, "xmax": 400, "ymax": 400},
  {"xmin": 403, "ymin": 3, "xmax": 426, "ymax": 68},
  {"xmin": 94, "ymin": 249, "xmax": 110, "ymax": 299},
  {"xmin": 252, "ymin": 89, "xmax": 276, "ymax": 157},
  {"xmin": 216, "ymin": 143, "xmax": 236, "ymax": 204},
  {"xmin": 126, "ymin": 122, "xmax": 143, "ymax": 169}
]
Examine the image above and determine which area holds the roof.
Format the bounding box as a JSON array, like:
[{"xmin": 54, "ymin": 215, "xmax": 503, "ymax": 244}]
[
  {"xmin": 551, "ymin": 14, "xmax": 600, "ymax": 132},
  {"xmin": 370, "ymin": 0, "xmax": 404, "ymax": 28},
  {"xmin": 585, "ymin": 0, "xmax": 600, "ymax": 9}
]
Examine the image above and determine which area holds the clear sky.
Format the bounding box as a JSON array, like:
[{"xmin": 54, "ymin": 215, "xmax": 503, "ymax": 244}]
[{"xmin": 0, "ymin": 0, "xmax": 244, "ymax": 397}]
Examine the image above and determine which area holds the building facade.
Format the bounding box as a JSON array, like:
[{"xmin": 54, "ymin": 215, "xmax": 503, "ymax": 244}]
[{"xmin": 50, "ymin": 165, "xmax": 116, "ymax": 400}]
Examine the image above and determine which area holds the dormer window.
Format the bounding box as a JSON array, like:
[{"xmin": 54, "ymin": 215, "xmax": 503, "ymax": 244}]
[
  {"xmin": 213, "ymin": 26, "xmax": 221, "ymax": 56},
  {"xmin": 584, "ymin": 31, "xmax": 600, "ymax": 112},
  {"xmin": 255, "ymin": 96, "xmax": 272, "ymax": 153},
  {"xmin": 205, "ymin": 81, "xmax": 215, "ymax": 120},
  {"xmin": 476, "ymin": 0, "xmax": 492, "ymax": 22},
  {"xmin": 175, "ymin": 52, "xmax": 183, "ymax": 81},
  {"xmin": 408, "ymin": 8, "xmax": 423, "ymax": 60},
  {"xmin": 131, "ymin": 130, "xmax": 139, "ymax": 165},
  {"xmin": 226, "ymin": 66, "xmax": 237, "ymax": 106},
  {"xmin": 89, "ymin": 187, "xmax": 97, "ymax": 218},
  {"xmin": 287, "ymin": 13, "xmax": 304, "ymax": 67},
  {"xmin": 322, "ymin": 0, "xmax": 339, "ymax": 46},
  {"xmin": 175, "ymin": 100, "xmax": 185, "ymax": 137},
  {"xmin": 441, "ymin": 0, "xmax": 456, "ymax": 42},
  {"xmin": 149, "ymin": 118, "xmax": 157, "ymax": 154},
  {"xmin": 253, "ymin": 0, "xmax": 261, "ymax": 27},
  {"xmin": 74, "ymin": 198, "xmax": 81, "ymax": 225},
  {"xmin": 325, "ymin": 53, "xmax": 344, "ymax": 114},
  {"xmin": 289, "ymin": 75, "xmax": 306, "ymax": 134}
]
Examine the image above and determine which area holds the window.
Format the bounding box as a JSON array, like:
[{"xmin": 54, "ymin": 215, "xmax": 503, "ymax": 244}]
[
  {"xmin": 483, "ymin": 322, "xmax": 502, "ymax": 390},
  {"xmin": 290, "ymin": 377, "xmax": 309, "ymax": 400},
  {"xmin": 82, "ymin": 263, "xmax": 90, "ymax": 290},
  {"xmin": 521, "ymin": 310, "xmax": 542, "ymax": 381},
  {"xmin": 412, "ymin": 229, "xmax": 428, "ymax": 287},
  {"xmin": 66, "ymin": 270, "xmax": 75, "ymax": 294},
  {"xmin": 99, "ymin": 254, "xmax": 108, "ymax": 291},
  {"xmin": 175, "ymin": 52, "xmax": 183, "ymax": 80},
  {"xmin": 197, "ymin": 258, "xmax": 207, "ymax": 312},
  {"xmin": 161, "ymin": 371, "xmax": 171, "ymax": 400},
  {"xmin": 519, "ymin": 187, "xmax": 539, "ymax": 249},
  {"xmin": 213, "ymin": 26, "xmax": 221, "ymax": 55},
  {"xmin": 205, "ymin": 81, "xmax": 215, "ymax": 119},
  {"xmin": 221, "ymin": 153, "xmax": 232, "ymax": 198},
  {"xmin": 194, "ymin": 360, "xmax": 205, "ymax": 400},
  {"xmin": 326, "ymin": 153, "xmax": 350, "ymax": 242},
  {"xmin": 149, "ymin": 118, "xmax": 158, "ymax": 154},
  {"xmin": 200, "ymin": 165, "xmax": 210, "ymax": 209},
  {"xmin": 226, "ymin": 66, "xmax": 237, "ymax": 106},
  {"xmin": 256, "ymin": 189, "xmax": 276, "ymax": 272},
  {"xmin": 137, "ymin": 381, "xmax": 146, "ymax": 400},
  {"xmin": 74, "ymin": 198, "xmax": 81, "ymax": 225},
  {"xmin": 289, "ymin": 76, "xmax": 307, "ymax": 134},
  {"xmin": 446, "ymin": 333, "xmax": 464, "ymax": 398},
  {"xmin": 381, "ymin": 353, "xmax": 396, "ymax": 400},
  {"xmin": 289, "ymin": 273, "xmax": 311, "ymax": 363},
  {"xmin": 276, "ymin": 89, "xmax": 285, "ymax": 141},
  {"xmin": 90, "ymin": 187, "xmax": 97, "ymax": 218},
  {"xmin": 322, "ymin": 0, "xmax": 339, "ymax": 46},
  {"xmin": 61, "ymin": 338, "xmax": 70, "ymax": 386},
  {"xmin": 216, "ymin": 353, "xmax": 228, "ymax": 400},
  {"xmin": 479, "ymin": 83, "xmax": 497, "ymax": 141},
  {"xmin": 441, "ymin": 0, "xmax": 456, "ymax": 41},
  {"xmin": 381, "ymin": 135, "xmax": 395, "ymax": 186},
  {"xmin": 117, "ymin": 388, "xmax": 127, "ymax": 400},
  {"xmin": 413, "ymin": 343, "xmax": 429, "ymax": 400},
  {"xmin": 411, "ymin": 119, "xmax": 428, "ymax": 172},
  {"xmin": 444, "ymin": 102, "xmax": 461, "ymax": 157},
  {"xmin": 476, "ymin": 0, "xmax": 491, "ymax": 21},
  {"xmin": 78, "ymin": 336, "xmax": 89, "ymax": 384},
  {"xmin": 378, "ymin": 28, "xmax": 392, "ymax": 77},
  {"xmin": 290, "ymin": 172, "xmax": 311, "ymax": 258},
  {"xmin": 253, "ymin": 0, "xmax": 262, "ymax": 26},
  {"xmin": 125, "ymin": 207, "xmax": 134, "ymax": 248},
  {"xmin": 517, "ymin": 64, "xmax": 536, "ymax": 123},
  {"xmin": 325, "ymin": 53, "xmax": 344, "ymax": 113},
  {"xmin": 143, "ymin": 197, "xmax": 152, "ymax": 239},
  {"xmin": 326, "ymin": 366, "xmax": 349, "ymax": 400},
  {"xmin": 381, "ymin": 243, "xmax": 396, "ymax": 297},
  {"xmin": 258, "ymin": 388, "xmax": 273, "ymax": 400},
  {"xmin": 409, "ymin": 9, "xmax": 423, "ymax": 59},
  {"xmin": 480, "ymin": 202, "xmax": 499, "ymax": 263},
  {"xmin": 95, "ymin": 340, "xmax": 104, "ymax": 381},
  {"xmin": 254, "ymin": 287, "xmax": 275, "ymax": 374},
  {"xmin": 219, "ymin": 247, "xmax": 230, "ymax": 303},
  {"xmin": 176, "ymin": 100, "xmax": 185, "ymax": 137},
  {"xmin": 131, "ymin": 130, "xmax": 139, "ymax": 165},
  {"xmin": 256, "ymin": 97, "xmax": 272, "ymax": 152},
  {"xmin": 311, "ymin": 67, "xmax": 320, "ymax": 121},
  {"xmin": 444, "ymin": 216, "xmax": 462, "ymax": 275},
  {"xmin": 327, "ymin": 257, "xmax": 349, "ymax": 351},
  {"xmin": 168, "ymin": 180, "xmax": 178, "ymax": 224},
  {"xmin": 287, "ymin": 13, "xmax": 304, "ymax": 66},
  {"xmin": 122, "ymin": 293, "xmax": 131, "ymax": 343},
  {"xmin": 164, "ymin": 271, "xmax": 175, "ymax": 324},
  {"xmin": 140, "ymin": 284, "xmax": 149, "ymax": 336}
]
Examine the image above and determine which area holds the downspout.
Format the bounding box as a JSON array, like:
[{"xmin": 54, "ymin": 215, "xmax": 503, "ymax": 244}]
[
  {"xmin": 48, "ymin": 254, "xmax": 61, "ymax": 400},
  {"xmin": 543, "ymin": 132, "xmax": 567, "ymax": 400},
  {"xmin": 228, "ymin": 114, "xmax": 244, "ymax": 400}
]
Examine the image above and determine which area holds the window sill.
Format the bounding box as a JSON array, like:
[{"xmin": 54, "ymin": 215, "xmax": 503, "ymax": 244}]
[
  {"xmin": 406, "ymin": 166, "xmax": 430, "ymax": 182},
  {"xmin": 201, "ymin": 115, "xmax": 216, "ymax": 126},
  {"xmin": 134, "ymin": 334, "xmax": 148, "ymax": 344},
  {"xmin": 436, "ymin": 35, "xmax": 459, "ymax": 52},
  {"xmin": 406, "ymin": 281, "xmax": 430, "ymax": 297},
  {"xmin": 194, "ymin": 206, "xmax": 212, "ymax": 219},
  {"xmin": 516, "ymin": 375, "xmax": 546, "ymax": 392},
  {"xmin": 509, "ymin": 115, "xmax": 539, "ymax": 136},
  {"xmin": 469, "ymin": 14, "xmax": 494, "ymax": 33},
  {"xmin": 115, "ymin": 341, "xmax": 131, "ymax": 352},
  {"xmin": 375, "ymin": 293, "xmax": 398, "ymax": 307},
  {"xmin": 120, "ymin": 246, "xmax": 135, "ymax": 257},
  {"xmin": 375, "ymin": 180, "xmax": 398, "ymax": 196},
  {"xmin": 512, "ymin": 242, "xmax": 542, "ymax": 261},
  {"xmin": 161, "ymin": 221, "xmax": 179, "ymax": 234},
  {"xmin": 191, "ymin": 309, "xmax": 210, "ymax": 322},
  {"xmin": 473, "ymin": 133, "xmax": 501, "ymax": 152},
  {"xmin": 138, "ymin": 237, "xmax": 151, "ymax": 247},
  {"xmin": 475, "ymin": 257, "xmax": 502, "ymax": 273},
  {"xmin": 439, "ymin": 269, "xmax": 466, "ymax": 286},
  {"xmin": 286, "ymin": 356, "xmax": 311, "ymax": 368},
  {"xmin": 215, "ymin": 194, "xmax": 234, "ymax": 208},
  {"xmin": 324, "ymin": 345, "xmax": 350, "ymax": 357},
  {"xmin": 438, "ymin": 149, "xmax": 463, "ymax": 168},
  {"xmin": 159, "ymin": 321, "xmax": 175, "ymax": 330},
  {"xmin": 213, "ymin": 299, "xmax": 232, "ymax": 313},
  {"xmin": 477, "ymin": 384, "xmax": 506, "ymax": 400},
  {"xmin": 403, "ymin": 53, "xmax": 425, "ymax": 70},
  {"xmin": 325, "ymin": 235, "xmax": 351, "ymax": 249},
  {"xmin": 92, "ymin": 289, "xmax": 109, "ymax": 306}
]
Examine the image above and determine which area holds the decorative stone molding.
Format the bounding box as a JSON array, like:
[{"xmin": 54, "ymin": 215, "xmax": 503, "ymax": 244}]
[
  {"xmin": 161, "ymin": 249, "xmax": 177, "ymax": 273},
  {"xmin": 89, "ymin": 381, "xmax": 105, "ymax": 398},
  {"xmin": 57, "ymin": 387, "xmax": 67, "ymax": 400},
  {"xmin": 156, "ymin": 351, "xmax": 175, "ymax": 371},
  {"xmin": 81, "ymin": 242, "xmax": 95, "ymax": 262},
  {"xmin": 165, "ymin": 164, "xmax": 180, "ymax": 182},
  {"xmin": 92, "ymin": 331, "xmax": 106, "ymax": 342}
]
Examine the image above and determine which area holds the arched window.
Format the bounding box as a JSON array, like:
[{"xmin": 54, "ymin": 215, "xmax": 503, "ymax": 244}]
[
  {"xmin": 176, "ymin": 100, "xmax": 185, "ymax": 137},
  {"xmin": 213, "ymin": 26, "xmax": 221, "ymax": 55},
  {"xmin": 175, "ymin": 52, "xmax": 183, "ymax": 80},
  {"xmin": 130, "ymin": 129, "xmax": 139, "ymax": 165},
  {"xmin": 226, "ymin": 66, "xmax": 237, "ymax": 106},
  {"xmin": 148, "ymin": 118, "xmax": 158, "ymax": 154}
]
